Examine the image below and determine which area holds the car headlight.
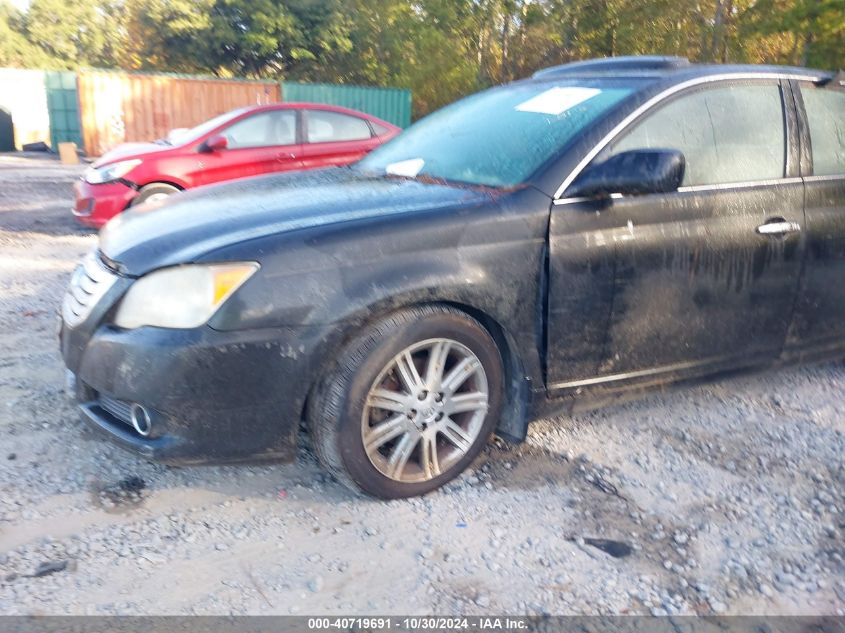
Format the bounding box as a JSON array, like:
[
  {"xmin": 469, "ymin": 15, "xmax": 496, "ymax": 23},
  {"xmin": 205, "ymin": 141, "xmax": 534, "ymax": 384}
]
[
  {"xmin": 114, "ymin": 263, "xmax": 259, "ymax": 329},
  {"xmin": 85, "ymin": 159, "xmax": 142, "ymax": 185}
]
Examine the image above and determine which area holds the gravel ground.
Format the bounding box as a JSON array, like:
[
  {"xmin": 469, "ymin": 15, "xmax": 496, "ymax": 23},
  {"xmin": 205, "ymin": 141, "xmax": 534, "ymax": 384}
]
[{"xmin": 0, "ymin": 152, "xmax": 843, "ymax": 616}]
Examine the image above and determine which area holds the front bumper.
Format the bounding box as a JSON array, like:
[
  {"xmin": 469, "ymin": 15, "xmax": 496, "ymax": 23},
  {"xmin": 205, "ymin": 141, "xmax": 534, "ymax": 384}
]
[
  {"xmin": 61, "ymin": 316, "xmax": 327, "ymax": 465},
  {"xmin": 73, "ymin": 179, "xmax": 138, "ymax": 228}
]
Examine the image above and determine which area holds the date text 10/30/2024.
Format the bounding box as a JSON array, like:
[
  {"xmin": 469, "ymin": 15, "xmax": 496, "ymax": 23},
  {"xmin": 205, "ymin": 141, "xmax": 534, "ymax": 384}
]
[{"xmin": 307, "ymin": 617, "xmax": 529, "ymax": 630}]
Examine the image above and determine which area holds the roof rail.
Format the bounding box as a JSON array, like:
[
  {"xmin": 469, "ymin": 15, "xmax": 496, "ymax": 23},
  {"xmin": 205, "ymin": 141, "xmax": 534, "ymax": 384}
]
[{"xmin": 533, "ymin": 56, "xmax": 691, "ymax": 79}]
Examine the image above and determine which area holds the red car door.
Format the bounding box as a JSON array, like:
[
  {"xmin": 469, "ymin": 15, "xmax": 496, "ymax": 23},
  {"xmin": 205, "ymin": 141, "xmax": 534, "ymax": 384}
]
[
  {"xmin": 191, "ymin": 109, "xmax": 303, "ymax": 186},
  {"xmin": 300, "ymin": 109, "xmax": 381, "ymax": 169}
]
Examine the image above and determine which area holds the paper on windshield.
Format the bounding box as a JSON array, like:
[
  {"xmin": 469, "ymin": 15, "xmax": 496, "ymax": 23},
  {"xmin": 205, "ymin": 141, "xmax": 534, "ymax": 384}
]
[
  {"xmin": 385, "ymin": 158, "xmax": 425, "ymax": 177},
  {"xmin": 515, "ymin": 87, "xmax": 601, "ymax": 116}
]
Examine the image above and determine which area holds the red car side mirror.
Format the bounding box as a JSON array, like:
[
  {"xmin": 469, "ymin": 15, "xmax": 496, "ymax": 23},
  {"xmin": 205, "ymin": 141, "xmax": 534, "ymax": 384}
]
[{"xmin": 205, "ymin": 134, "xmax": 229, "ymax": 152}]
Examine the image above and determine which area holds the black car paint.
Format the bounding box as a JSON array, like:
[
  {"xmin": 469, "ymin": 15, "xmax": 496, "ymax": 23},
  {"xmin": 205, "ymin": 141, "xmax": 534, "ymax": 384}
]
[
  {"xmin": 60, "ymin": 63, "xmax": 845, "ymax": 465},
  {"xmin": 784, "ymin": 79, "xmax": 845, "ymax": 362}
]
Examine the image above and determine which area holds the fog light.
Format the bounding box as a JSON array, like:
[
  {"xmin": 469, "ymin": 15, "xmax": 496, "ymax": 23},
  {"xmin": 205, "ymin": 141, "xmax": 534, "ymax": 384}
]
[{"xmin": 130, "ymin": 403, "xmax": 152, "ymax": 437}]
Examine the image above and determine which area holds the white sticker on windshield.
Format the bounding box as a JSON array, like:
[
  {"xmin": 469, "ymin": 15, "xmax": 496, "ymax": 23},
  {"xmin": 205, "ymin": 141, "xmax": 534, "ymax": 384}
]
[
  {"xmin": 515, "ymin": 87, "xmax": 601, "ymax": 116},
  {"xmin": 385, "ymin": 158, "xmax": 425, "ymax": 177}
]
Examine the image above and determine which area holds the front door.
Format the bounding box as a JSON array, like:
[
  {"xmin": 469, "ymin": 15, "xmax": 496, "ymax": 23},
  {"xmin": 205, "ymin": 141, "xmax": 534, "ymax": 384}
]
[
  {"xmin": 192, "ymin": 109, "xmax": 302, "ymax": 186},
  {"xmin": 546, "ymin": 80, "xmax": 805, "ymax": 395}
]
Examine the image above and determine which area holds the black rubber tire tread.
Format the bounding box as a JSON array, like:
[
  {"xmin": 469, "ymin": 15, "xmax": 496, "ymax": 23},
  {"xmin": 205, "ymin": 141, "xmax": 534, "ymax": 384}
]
[
  {"xmin": 132, "ymin": 183, "xmax": 180, "ymax": 206},
  {"xmin": 307, "ymin": 304, "xmax": 504, "ymax": 499}
]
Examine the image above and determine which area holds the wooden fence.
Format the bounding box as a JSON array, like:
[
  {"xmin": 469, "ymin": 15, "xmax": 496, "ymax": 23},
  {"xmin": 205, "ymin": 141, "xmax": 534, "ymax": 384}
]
[{"xmin": 77, "ymin": 70, "xmax": 281, "ymax": 156}]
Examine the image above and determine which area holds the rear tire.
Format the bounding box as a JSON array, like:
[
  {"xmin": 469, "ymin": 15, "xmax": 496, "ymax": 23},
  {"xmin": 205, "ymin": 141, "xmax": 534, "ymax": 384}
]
[
  {"xmin": 308, "ymin": 305, "xmax": 504, "ymax": 499},
  {"xmin": 132, "ymin": 183, "xmax": 180, "ymax": 206}
]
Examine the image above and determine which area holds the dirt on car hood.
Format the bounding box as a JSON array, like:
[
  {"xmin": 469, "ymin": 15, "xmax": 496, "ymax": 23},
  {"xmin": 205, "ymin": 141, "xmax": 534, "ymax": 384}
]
[{"xmin": 98, "ymin": 167, "xmax": 493, "ymax": 277}]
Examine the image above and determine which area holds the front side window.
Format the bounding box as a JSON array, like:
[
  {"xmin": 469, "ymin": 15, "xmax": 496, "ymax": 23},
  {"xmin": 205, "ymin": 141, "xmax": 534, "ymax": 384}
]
[
  {"xmin": 602, "ymin": 84, "xmax": 786, "ymax": 186},
  {"xmin": 222, "ymin": 110, "xmax": 297, "ymax": 149},
  {"xmin": 306, "ymin": 111, "xmax": 372, "ymax": 143},
  {"xmin": 801, "ymin": 86, "xmax": 845, "ymax": 176}
]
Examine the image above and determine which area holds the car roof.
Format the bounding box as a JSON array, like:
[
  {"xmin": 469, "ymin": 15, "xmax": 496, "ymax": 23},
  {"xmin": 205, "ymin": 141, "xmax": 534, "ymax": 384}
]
[
  {"xmin": 529, "ymin": 56, "xmax": 832, "ymax": 85},
  {"xmin": 236, "ymin": 102, "xmax": 399, "ymax": 128}
]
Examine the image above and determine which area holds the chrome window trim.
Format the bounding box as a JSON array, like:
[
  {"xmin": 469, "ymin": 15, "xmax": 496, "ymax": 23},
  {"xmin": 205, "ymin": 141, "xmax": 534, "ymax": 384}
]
[
  {"xmin": 552, "ymin": 177, "xmax": 805, "ymax": 205},
  {"xmin": 804, "ymin": 174, "xmax": 845, "ymax": 183},
  {"xmin": 553, "ymin": 72, "xmax": 820, "ymax": 200},
  {"xmin": 675, "ymin": 177, "xmax": 804, "ymax": 193}
]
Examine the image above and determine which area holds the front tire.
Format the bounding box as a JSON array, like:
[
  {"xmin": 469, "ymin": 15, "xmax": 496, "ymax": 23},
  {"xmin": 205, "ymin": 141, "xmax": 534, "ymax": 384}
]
[
  {"xmin": 308, "ymin": 305, "xmax": 504, "ymax": 499},
  {"xmin": 132, "ymin": 183, "xmax": 180, "ymax": 206}
]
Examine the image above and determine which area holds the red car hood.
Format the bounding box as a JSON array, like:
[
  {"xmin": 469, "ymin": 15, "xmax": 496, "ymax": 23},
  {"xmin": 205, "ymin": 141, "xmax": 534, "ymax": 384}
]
[{"xmin": 93, "ymin": 142, "xmax": 172, "ymax": 167}]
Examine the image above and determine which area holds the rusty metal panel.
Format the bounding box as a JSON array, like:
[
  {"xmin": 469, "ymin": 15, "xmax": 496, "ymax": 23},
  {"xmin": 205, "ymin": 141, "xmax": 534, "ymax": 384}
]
[{"xmin": 77, "ymin": 70, "xmax": 281, "ymax": 156}]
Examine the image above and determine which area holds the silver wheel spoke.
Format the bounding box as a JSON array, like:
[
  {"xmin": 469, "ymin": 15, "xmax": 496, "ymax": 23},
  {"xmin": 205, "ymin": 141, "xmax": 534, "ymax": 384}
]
[
  {"xmin": 396, "ymin": 351, "xmax": 424, "ymax": 393},
  {"xmin": 440, "ymin": 356, "xmax": 480, "ymax": 395},
  {"xmin": 421, "ymin": 434, "xmax": 441, "ymax": 479},
  {"xmin": 424, "ymin": 340, "xmax": 451, "ymax": 391},
  {"xmin": 387, "ymin": 432, "xmax": 419, "ymax": 479},
  {"xmin": 361, "ymin": 336, "xmax": 489, "ymax": 484},
  {"xmin": 441, "ymin": 419, "xmax": 473, "ymax": 452},
  {"xmin": 367, "ymin": 388, "xmax": 409, "ymax": 414},
  {"xmin": 445, "ymin": 391, "xmax": 488, "ymax": 415},
  {"xmin": 364, "ymin": 415, "xmax": 408, "ymax": 453}
]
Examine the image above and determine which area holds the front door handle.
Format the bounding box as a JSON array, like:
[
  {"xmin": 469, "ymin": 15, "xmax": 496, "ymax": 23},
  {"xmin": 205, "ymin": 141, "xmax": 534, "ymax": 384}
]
[
  {"xmin": 277, "ymin": 152, "xmax": 297, "ymax": 162},
  {"xmin": 756, "ymin": 219, "xmax": 801, "ymax": 236}
]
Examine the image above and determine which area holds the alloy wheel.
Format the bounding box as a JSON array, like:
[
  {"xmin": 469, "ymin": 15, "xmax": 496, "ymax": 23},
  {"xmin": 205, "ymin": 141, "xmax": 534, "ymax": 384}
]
[{"xmin": 361, "ymin": 338, "xmax": 490, "ymax": 483}]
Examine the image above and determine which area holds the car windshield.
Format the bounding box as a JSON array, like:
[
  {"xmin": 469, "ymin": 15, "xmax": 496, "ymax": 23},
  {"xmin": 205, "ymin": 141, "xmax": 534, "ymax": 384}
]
[
  {"xmin": 167, "ymin": 108, "xmax": 252, "ymax": 146},
  {"xmin": 357, "ymin": 81, "xmax": 634, "ymax": 188}
]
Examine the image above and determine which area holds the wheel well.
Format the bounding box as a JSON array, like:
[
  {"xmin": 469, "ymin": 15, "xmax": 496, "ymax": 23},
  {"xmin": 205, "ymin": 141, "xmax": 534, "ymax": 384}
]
[
  {"xmin": 139, "ymin": 180, "xmax": 184, "ymax": 192},
  {"xmin": 298, "ymin": 300, "xmax": 531, "ymax": 443},
  {"xmin": 440, "ymin": 301, "xmax": 530, "ymax": 443}
]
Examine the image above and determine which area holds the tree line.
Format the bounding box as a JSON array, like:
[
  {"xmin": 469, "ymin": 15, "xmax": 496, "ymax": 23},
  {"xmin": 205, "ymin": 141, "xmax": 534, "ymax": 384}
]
[{"xmin": 1, "ymin": 0, "xmax": 843, "ymax": 117}]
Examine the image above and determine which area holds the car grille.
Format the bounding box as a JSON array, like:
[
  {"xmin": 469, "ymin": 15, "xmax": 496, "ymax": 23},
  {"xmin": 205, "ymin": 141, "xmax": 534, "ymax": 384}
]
[
  {"xmin": 98, "ymin": 393, "xmax": 133, "ymax": 427},
  {"xmin": 62, "ymin": 251, "xmax": 118, "ymax": 328}
]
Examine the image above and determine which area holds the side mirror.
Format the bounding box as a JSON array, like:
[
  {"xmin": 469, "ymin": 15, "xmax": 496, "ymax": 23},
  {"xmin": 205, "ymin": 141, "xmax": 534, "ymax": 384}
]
[
  {"xmin": 566, "ymin": 149, "xmax": 685, "ymax": 199},
  {"xmin": 204, "ymin": 134, "xmax": 229, "ymax": 152}
]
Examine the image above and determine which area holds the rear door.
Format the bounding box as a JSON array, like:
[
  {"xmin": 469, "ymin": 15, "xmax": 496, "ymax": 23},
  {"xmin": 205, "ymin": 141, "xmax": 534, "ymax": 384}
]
[
  {"xmin": 785, "ymin": 80, "xmax": 845, "ymax": 356},
  {"xmin": 300, "ymin": 109, "xmax": 381, "ymax": 169},
  {"xmin": 546, "ymin": 80, "xmax": 805, "ymax": 394},
  {"xmin": 191, "ymin": 109, "xmax": 302, "ymax": 186}
]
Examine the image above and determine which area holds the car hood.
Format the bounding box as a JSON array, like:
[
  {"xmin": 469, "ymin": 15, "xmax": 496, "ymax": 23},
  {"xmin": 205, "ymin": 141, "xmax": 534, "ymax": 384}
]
[
  {"xmin": 93, "ymin": 142, "xmax": 170, "ymax": 167},
  {"xmin": 99, "ymin": 168, "xmax": 493, "ymax": 276}
]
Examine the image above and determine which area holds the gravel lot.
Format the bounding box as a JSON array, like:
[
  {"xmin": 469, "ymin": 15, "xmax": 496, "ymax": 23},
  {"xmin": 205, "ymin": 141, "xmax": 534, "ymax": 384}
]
[{"xmin": 0, "ymin": 152, "xmax": 843, "ymax": 616}]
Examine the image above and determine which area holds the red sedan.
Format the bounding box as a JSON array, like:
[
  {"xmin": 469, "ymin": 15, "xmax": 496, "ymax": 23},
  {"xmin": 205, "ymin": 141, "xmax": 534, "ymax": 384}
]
[{"xmin": 72, "ymin": 103, "xmax": 401, "ymax": 227}]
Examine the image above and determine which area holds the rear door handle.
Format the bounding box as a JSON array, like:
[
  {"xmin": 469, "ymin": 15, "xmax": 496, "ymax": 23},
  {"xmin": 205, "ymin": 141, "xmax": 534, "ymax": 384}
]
[{"xmin": 756, "ymin": 219, "xmax": 801, "ymax": 236}]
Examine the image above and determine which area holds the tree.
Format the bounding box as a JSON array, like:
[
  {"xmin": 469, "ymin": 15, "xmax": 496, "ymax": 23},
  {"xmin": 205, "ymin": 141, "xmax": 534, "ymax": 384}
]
[
  {"xmin": 2, "ymin": 0, "xmax": 844, "ymax": 119},
  {"xmin": 0, "ymin": 1, "xmax": 54, "ymax": 67},
  {"xmin": 21, "ymin": 0, "xmax": 122, "ymax": 68}
]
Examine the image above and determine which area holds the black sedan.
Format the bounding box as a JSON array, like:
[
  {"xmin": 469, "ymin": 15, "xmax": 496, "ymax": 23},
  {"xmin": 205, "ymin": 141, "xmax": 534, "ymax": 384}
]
[{"xmin": 60, "ymin": 57, "xmax": 845, "ymax": 498}]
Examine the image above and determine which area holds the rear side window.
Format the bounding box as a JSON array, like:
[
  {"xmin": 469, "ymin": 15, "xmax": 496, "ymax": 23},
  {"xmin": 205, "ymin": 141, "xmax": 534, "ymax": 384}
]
[
  {"xmin": 371, "ymin": 122, "xmax": 392, "ymax": 136},
  {"xmin": 605, "ymin": 84, "xmax": 785, "ymax": 186},
  {"xmin": 223, "ymin": 111, "xmax": 297, "ymax": 149},
  {"xmin": 306, "ymin": 111, "xmax": 372, "ymax": 143},
  {"xmin": 801, "ymin": 87, "xmax": 845, "ymax": 176}
]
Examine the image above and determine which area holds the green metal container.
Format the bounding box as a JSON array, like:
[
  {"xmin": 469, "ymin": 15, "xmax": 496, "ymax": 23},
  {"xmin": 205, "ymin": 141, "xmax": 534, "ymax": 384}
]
[
  {"xmin": 282, "ymin": 81, "xmax": 412, "ymax": 128},
  {"xmin": 45, "ymin": 71, "xmax": 82, "ymax": 151}
]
